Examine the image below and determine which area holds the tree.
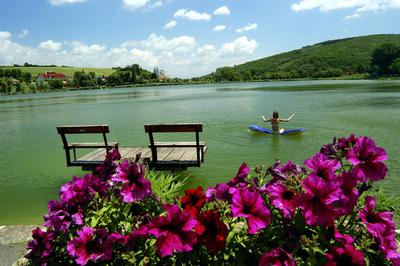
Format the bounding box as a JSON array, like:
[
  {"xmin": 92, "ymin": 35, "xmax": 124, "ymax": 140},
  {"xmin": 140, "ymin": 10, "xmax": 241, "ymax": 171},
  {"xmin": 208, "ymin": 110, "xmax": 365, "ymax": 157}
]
[
  {"xmin": 371, "ymin": 43, "xmax": 400, "ymax": 74},
  {"xmin": 49, "ymin": 79, "xmax": 64, "ymax": 90},
  {"xmin": 389, "ymin": 58, "xmax": 400, "ymax": 75}
]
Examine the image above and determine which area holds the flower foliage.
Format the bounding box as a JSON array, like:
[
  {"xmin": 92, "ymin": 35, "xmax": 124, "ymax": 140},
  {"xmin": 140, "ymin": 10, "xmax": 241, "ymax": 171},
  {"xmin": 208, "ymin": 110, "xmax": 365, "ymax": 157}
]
[{"xmin": 26, "ymin": 135, "xmax": 399, "ymax": 265}]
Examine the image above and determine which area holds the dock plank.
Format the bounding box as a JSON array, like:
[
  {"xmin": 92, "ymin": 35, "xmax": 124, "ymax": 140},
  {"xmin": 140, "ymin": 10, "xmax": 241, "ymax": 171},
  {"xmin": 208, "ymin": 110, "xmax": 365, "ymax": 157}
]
[{"xmin": 78, "ymin": 148, "xmax": 104, "ymax": 161}]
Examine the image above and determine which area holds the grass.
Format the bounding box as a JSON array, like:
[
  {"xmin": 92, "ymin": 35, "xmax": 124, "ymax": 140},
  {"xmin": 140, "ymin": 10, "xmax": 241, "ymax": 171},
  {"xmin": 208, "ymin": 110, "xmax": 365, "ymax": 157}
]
[{"xmin": 0, "ymin": 66, "xmax": 115, "ymax": 77}]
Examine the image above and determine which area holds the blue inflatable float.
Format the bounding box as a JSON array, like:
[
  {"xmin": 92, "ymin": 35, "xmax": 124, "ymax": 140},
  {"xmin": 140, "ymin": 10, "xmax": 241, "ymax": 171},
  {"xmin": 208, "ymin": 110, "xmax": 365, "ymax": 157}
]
[{"xmin": 249, "ymin": 125, "xmax": 305, "ymax": 135}]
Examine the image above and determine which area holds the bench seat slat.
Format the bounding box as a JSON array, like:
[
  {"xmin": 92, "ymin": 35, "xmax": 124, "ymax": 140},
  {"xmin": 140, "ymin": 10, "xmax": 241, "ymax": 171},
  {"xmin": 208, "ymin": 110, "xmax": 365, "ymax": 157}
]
[{"xmin": 151, "ymin": 141, "xmax": 206, "ymax": 147}]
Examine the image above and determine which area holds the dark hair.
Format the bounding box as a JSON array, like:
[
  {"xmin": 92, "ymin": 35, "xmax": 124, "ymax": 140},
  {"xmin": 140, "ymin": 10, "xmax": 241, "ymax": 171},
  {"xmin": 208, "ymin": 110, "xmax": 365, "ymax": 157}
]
[{"xmin": 273, "ymin": 111, "xmax": 279, "ymax": 118}]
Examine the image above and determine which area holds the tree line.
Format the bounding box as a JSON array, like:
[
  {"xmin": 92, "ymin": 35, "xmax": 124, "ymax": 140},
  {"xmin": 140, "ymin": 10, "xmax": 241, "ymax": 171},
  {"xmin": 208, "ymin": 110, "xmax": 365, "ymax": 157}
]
[
  {"xmin": 206, "ymin": 42, "xmax": 400, "ymax": 82},
  {"xmin": 0, "ymin": 64, "xmax": 167, "ymax": 95}
]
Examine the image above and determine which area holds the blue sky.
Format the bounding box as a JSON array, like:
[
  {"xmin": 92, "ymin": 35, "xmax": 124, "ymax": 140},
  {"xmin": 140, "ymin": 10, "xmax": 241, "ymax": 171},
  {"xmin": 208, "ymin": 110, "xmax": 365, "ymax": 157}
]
[{"xmin": 0, "ymin": 0, "xmax": 399, "ymax": 77}]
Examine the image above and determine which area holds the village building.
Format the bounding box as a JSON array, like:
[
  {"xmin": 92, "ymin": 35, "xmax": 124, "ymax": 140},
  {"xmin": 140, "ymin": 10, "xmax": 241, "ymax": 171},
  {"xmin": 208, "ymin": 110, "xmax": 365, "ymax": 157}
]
[{"xmin": 36, "ymin": 72, "xmax": 66, "ymax": 83}]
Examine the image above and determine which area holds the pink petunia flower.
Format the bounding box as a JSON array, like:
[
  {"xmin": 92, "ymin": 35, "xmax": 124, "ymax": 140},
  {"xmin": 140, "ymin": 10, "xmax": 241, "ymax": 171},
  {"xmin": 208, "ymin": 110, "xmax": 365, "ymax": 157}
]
[
  {"xmin": 359, "ymin": 196, "xmax": 395, "ymax": 239},
  {"xmin": 299, "ymin": 175, "xmax": 342, "ymax": 226},
  {"xmin": 43, "ymin": 200, "xmax": 83, "ymax": 232},
  {"xmin": 359, "ymin": 196, "xmax": 399, "ymax": 260},
  {"xmin": 147, "ymin": 204, "xmax": 198, "ymax": 257},
  {"xmin": 195, "ymin": 210, "xmax": 228, "ymax": 253},
  {"xmin": 304, "ymin": 153, "xmax": 341, "ymax": 181},
  {"xmin": 325, "ymin": 244, "xmax": 366, "ymax": 266},
  {"xmin": 26, "ymin": 227, "xmax": 55, "ymax": 265},
  {"xmin": 266, "ymin": 183, "xmax": 298, "ymax": 219},
  {"xmin": 346, "ymin": 136, "xmax": 388, "ymax": 182},
  {"xmin": 67, "ymin": 226, "xmax": 122, "ymax": 266},
  {"xmin": 111, "ymin": 160, "xmax": 152, "ymax": 203},
  {"xmin": 336, "ymin": 171, "xmax": 359, "ymax": 215},
  {"xmin": 60, "ymin": 174, "xmax": 109, "ymax": 206},
  {"xmin": 227, "ymin": 162, "xmax": 250, "ymax": 186},
  {"xmin": 206, "ymin": 183, "xmax": 231, "ymax": 202},
  {"xmin": 231, "ymin": 188, "xmax": 270, "ymax": 234},
  {"xmin": 95, "ymin": 148, "xmax": 121, "ymax": 181},
  {"xmin": 259, "ymin": 247, "xmax": 296, "ymax": 266}
]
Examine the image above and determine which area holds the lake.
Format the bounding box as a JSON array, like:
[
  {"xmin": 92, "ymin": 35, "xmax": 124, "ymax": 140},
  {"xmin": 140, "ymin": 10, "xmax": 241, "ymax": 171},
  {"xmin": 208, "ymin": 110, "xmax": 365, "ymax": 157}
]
[{"xmin": 1, "ymin": 80, "xmax": 399, "ymax": 225}]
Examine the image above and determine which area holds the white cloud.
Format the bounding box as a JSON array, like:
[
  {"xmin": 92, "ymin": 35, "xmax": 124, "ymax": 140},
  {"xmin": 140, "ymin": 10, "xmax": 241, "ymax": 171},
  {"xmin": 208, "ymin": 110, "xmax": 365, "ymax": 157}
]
[
  {"xmin": 174, "ymin": 9, "xmax": 211, "ymax": 21},
  {"xmin": 18, "ymin": 29, "xmax": 29, "ymax": 39},
  {"xmin": 122, "ymin": 0, "xmax": 151, "ymax": 10},
  {"xmin": 38, "ymin": 40, "xmax": 62, "ymax": 51},
  {"xmin": 164, "ymin": 20, "xmax": 177, "ymax": 29},
  {"xmin": 0, "ymin": 31, "xmax": 12, "ymax": 40},
  {"xmin": 147, "ymin": 0, "xmax": 163, "ymax": 9},
  {"xmin": 214, "ymin": 6, "xmax": 230, "ymax": 16},
  {"xmin": 235, "ymin": 23, "xmax": 258, "ymax": 33},
  {"xmin": 49, "ymin": 0, "xmax": 87, "ymax": 6},
  {"xmin": 220, "ymin": 36, "xmax": 258, "ymax": 56},
  {"xmin": 0, "ymin": 33, "xmax": 258, "ymax": 78},
  {"xmin": 213, "ymin": 25, "xmax": 226, "ymax": 31},
  {"xmin": 291, "ymin": 0, "xmax": 400, "ymax": 18}
]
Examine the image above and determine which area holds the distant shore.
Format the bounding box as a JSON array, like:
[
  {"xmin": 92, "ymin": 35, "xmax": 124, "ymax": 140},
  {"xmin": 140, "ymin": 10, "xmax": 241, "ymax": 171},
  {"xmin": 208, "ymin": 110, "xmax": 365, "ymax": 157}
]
[{"xmin": 1, "ymin": 76, "xmax": 399, "ymax": 97}]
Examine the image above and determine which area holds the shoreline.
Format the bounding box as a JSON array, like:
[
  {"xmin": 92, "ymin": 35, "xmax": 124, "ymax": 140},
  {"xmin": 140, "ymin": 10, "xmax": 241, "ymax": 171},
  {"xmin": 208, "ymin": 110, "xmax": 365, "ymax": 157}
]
[
  {"xmin": 1, "ymin": 76, "xmax": 399, "ymax": 97},
  {"xmin": 0, "ymin": 225, "xmax": 37, "ymax": 265}
]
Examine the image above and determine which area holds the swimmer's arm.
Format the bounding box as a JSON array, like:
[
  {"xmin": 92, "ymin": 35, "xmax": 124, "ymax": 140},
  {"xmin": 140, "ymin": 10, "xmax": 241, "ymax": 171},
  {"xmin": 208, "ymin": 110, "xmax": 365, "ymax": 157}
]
[
  {"xmin": 280, "ymin": 113, "xmax": 295, "ymax": 122},
  {"xmin": 261, "ymin": 116, "xmax": 272, "ymax": 122}
]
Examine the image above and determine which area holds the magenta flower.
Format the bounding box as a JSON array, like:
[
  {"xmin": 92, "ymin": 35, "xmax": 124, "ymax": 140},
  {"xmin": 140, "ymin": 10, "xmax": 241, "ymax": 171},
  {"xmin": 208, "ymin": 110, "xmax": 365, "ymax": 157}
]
[
  {"xmin": 299, "ymin": 175, "xmax": 342, "ymax": 226},
  {"xmin": 124, "ymin": 225, "xmax": 149, "ymax": 251},
  {"xmin": 266, "ymin": 183, "xmax": 298, "ymax": 219},
  {"xmin": 278, "ymin": 160, "xmax": 306, "ymax": 176},
  {"xmin": 206, "ymin": 183, "xmax": 231, "ymax": 202},
  {"xmin": 43, "ymin": 200, "xmax": 83, "ymax": 232},
  {"xmin": 325, "ymin": 244, "xmax": 366, "ymax": 266},
  {"xmin": 227, "ymin": 162, "xmax": 250, "ymax": 186},
  {"xmin": 147, "ymin": 204, "xmax": 198, "ymax": 257},
  {"xmin": 346, "ymin": 136, "xmax": 388, "ymax": 182},
  {"xmin": 259, "ymin": 247, "xmax": 295, "ymax": 266},
  {"xmin": 304, "ymin": 153, "xmax": 341, "ymax": 181},
  {"xmin": 359, "ymin": 196, "xmax": 399, "ymax": 260},
  {"xmin": 95, "ymin": 148, "xmax": 121, "ymax": 181},
  {"xmin": 67, "ymin": 226, "xmax": 122, "ymax": 266},
  {"xmin": 359, "ymin": 196, "xmax": 395, "ymax": 239},
  {"xmin": 60, "ymin": 174, "xmax": 109, "ymax": 206},
  {"xmin": 111, "ymin": 160, "xmax": 152, "ymax": 203},
  {"xmin": 336, "ymin": 172, "xmax": 359, "ymax": 215},
  {"xmin": 26, "ymin": 227, "xmax": 55, "ymax": 264},
  {"xmin": 338, "ymin": 134, "xmax": 357, "ymax": 152},
  {"xmin": 231, "ymin": 188, "xmax": 270, "ymax": 234},
  {"xmin": 195, "ymin": 210, "xmax": 228, "ymax": 253}
]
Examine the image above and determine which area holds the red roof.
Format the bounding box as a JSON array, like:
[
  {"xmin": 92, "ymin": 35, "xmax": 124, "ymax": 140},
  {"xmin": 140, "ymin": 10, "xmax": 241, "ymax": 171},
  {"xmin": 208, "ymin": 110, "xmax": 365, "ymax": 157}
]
[{"xmin": 38, "ymin": 72, "xmax": 65, "ymax": 79}]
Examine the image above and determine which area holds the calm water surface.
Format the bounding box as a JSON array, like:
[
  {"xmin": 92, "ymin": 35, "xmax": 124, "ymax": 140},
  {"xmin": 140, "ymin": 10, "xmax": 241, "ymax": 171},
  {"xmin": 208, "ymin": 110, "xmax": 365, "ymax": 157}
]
[{"xmin": 1, "ymin": 80, "xmax": 399, "ymax": 224}]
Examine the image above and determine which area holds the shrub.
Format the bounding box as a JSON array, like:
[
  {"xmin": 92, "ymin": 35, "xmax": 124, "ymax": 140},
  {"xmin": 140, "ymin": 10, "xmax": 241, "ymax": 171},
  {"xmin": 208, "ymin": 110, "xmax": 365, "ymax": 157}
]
[{"xmin": 26, "ymin": 135, "xmax": 399, "ymax": 265}]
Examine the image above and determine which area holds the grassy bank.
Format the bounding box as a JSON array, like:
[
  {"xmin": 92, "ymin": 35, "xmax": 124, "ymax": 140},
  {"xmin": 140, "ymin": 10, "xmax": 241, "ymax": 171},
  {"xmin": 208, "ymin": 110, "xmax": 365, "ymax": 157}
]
[{"xmin": 0, "ymin": 66, "xmax": 114, "ymax": 77}]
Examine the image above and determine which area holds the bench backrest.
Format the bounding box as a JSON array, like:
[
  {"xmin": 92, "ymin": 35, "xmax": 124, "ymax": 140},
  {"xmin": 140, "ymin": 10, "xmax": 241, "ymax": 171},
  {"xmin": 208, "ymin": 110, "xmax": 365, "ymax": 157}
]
[
  {"xmin": 57, "ymin": 125, "xmax": 110, "ymax": 134},
  {"xmin": 144, "ymin": 123, "xmax": 203, "ymax": 165},
  {"xmin": 56, "ymin": 125, "xmax": 111, "ymax": 166},
  {"xmin": 144, "ymin": 123, "xmax": 202, "ymax": 133}
]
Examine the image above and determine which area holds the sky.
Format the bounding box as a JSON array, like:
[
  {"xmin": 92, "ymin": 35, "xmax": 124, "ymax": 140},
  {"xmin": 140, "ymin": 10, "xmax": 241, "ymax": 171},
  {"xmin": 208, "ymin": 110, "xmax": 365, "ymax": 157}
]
[{"xmin": 0, "ymin": 0, "xmax": 399, "ymax": 78}]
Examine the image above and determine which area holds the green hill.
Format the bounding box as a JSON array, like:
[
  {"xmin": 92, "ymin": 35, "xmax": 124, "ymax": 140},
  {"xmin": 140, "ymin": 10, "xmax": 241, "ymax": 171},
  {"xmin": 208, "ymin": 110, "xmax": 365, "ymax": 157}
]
[
  {"xmin": 207, "ymin": 34, "xmax": 400, "ymax": 81},
  {"xmin": 0, "ymin": 66, "xmax": 114, "ymax": 78}
]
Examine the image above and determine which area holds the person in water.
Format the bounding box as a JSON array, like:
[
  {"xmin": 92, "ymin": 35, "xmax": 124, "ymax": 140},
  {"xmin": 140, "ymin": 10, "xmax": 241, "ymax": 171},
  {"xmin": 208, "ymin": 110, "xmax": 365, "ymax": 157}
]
[{"xmin": 262, "ymin": 111, "xmax": 295, "ymax": 134}]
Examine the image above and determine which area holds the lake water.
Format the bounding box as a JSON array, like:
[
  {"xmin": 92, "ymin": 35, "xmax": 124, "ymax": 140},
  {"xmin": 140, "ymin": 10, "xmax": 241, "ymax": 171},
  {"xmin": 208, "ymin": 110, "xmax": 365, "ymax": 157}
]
[{"xmin": 1, "ymin": 80, "xmax": 399, "ymax": 225}]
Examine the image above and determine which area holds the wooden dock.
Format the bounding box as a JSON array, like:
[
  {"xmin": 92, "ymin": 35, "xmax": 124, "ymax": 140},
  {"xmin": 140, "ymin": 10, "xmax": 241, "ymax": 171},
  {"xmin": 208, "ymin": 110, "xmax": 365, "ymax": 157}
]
[
  {"xmin": 78, "ymin": 146, "xmax": 207, "ymax": 170},
  {"xmin": 57, "ymin": 123, "xmax": 207, "ymax": 171}
]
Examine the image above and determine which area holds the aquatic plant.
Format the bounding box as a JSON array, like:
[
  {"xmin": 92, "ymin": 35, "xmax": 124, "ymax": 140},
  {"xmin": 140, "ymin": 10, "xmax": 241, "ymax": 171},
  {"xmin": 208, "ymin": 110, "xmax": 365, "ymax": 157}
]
[{"xmin": 26, "ymin": 134, "xmax": 399, "ymax": 265}]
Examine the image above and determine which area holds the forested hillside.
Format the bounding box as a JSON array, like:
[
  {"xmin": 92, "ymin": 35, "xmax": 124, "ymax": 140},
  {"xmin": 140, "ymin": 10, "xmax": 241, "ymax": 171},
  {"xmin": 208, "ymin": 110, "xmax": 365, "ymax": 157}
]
[{"xmin": 205, "ymin": 34, "xmax": 400, "ymax": 81}]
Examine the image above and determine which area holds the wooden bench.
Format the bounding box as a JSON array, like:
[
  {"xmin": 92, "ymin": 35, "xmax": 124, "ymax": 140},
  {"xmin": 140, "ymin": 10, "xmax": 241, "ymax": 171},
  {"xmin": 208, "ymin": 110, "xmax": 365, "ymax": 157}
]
[
  {"xmin": 144, "ymin": 123, "xmax": 207, "ymax": 169},
  {"xmin": 56, "ymin": 125, "xmax": 119, "ymax": 169}
]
